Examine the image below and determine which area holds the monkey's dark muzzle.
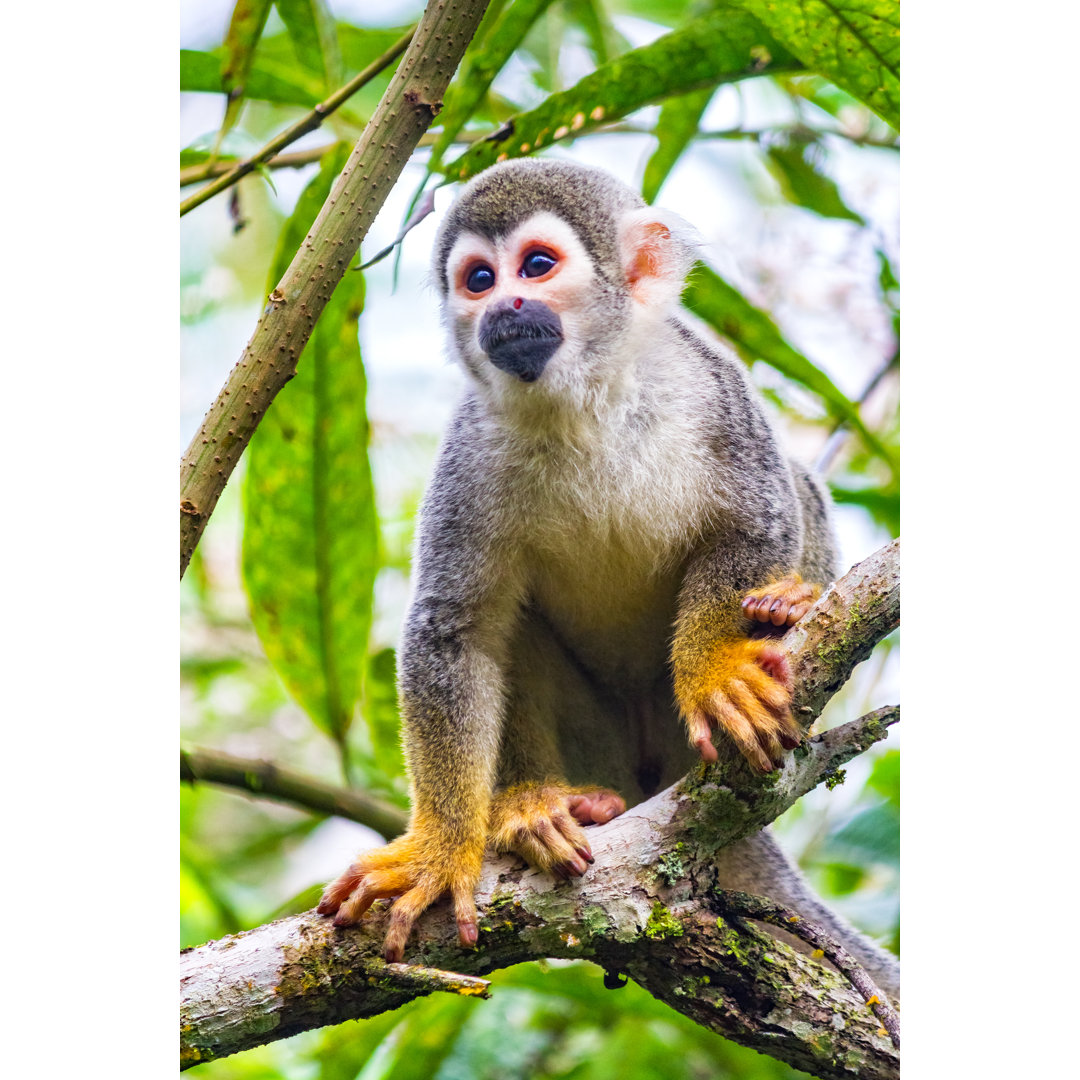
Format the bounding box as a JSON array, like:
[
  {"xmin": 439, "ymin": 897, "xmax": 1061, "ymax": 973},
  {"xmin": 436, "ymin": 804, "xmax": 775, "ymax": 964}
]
[{"xmin": 477, "ymin": 299, "xmax": 563, "ymax": 383}]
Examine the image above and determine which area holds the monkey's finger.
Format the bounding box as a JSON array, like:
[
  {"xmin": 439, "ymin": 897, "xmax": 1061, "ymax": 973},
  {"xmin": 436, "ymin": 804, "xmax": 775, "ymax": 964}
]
[
  {"xmin": 520, "ymin": 817, "xmax": 589, "ymax": 877},
  {"xmin": 743, "ymin": 594, "xmax": 774, "ymax": 622},
  {"xmin": 551, "ymin": 809, "xmax": 593, "ymax": 864},
  {"xmin": 687, "ymin": 708, "xmax": 718, "ymax": 762},
  {"xmin": 383, "ymin": 883, "xmax": 441, "ymax": 963},
  {"xmin": 451, "ymin": 882, "xmax": 479, "ymax": 948},
  {"xmin": 318, "ymin": 865, "xmax": 365, "ymax": 915},
  {"xmin": 567, "ymin": 791, "xmax": 626, "ymax": 825},
  {"xmin": 333, "ymin": 884, "xmax": 381, "ymax": 927},
  {"xmin": 787, "ymin": 602, "xmax": 811, "ymax": 624},
  {"xmin": 712, "ymin": 697, "xmax": 774, "ymax": 774},
  {"xmin": 725, "ymin": 679, "xmax": 788, "ymax": 766},
  {"xmin": 768, "ymin": 598, "xmax": 792, "ymax": 626}
]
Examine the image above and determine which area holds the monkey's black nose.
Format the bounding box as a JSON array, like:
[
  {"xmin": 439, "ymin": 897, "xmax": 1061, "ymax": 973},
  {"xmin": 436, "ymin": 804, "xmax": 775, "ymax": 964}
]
[{"xmin": 477, "ymin": 298, "xmax": 563, "ymax": 383}]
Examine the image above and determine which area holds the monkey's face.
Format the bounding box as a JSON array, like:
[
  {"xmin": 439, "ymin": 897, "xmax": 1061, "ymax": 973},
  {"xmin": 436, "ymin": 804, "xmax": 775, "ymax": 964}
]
[{"xmin": 441, "ymin": 211, "xmax": 630, "ymax": 403}]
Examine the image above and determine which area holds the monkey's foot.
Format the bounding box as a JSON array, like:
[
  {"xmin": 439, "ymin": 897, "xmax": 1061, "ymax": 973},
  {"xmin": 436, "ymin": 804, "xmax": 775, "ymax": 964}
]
[
  {"xmin": 317, "ymin": 828, "xmax": 484, "ymax": 962},
  {"xmin": 677, "ymin": 637, "xmax": 800, "ymax": 773},
  {"xmin": 488, "ymin": 782, "xmax": 626, "ymax": 879},
  {"xmin": 742, "ymin": 574, "xmax": 822, "ymax": 628}
]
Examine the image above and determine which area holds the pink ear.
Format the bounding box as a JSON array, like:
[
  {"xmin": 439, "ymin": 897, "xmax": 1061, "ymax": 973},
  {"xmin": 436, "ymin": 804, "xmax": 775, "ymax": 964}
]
[
  {"xmin": 619, "ymin": 211, "xmax": 693, "ymax": 306},
  {"xmin": 625, "ymin": 221, "xmax": 673, "ymax": 290}
]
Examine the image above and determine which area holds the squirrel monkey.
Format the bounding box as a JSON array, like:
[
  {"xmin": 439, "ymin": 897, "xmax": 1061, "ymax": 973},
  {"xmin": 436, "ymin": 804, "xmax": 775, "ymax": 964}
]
[{"xmin": 318, "ymin": 160, "xmax": 898, "ymax": 998}]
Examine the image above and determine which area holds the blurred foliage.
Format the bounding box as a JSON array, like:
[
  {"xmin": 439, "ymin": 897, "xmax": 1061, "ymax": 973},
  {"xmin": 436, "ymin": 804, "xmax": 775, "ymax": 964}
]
[{"xmin": 181, "ymin": 0, "xmax": 899, "ymax": 1075}]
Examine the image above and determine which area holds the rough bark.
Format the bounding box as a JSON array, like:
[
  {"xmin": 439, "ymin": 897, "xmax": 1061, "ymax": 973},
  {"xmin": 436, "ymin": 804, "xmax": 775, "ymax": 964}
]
[
  {"xmin": 179, "ymin": 0, "xmax": 492, "ymax": 576},
  {"xmin": 181, "ymin": 541, "xmax": 901, "ymax": 1077}
]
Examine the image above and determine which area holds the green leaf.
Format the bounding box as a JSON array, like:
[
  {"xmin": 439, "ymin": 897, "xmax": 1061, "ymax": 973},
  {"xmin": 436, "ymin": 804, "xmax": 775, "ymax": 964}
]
[
  {"xmin": 826, "ymin": 801, "xmax": 899, "ymax": 865},
  {"xmin": 866, "ymin": 748, "xmax": 899, "ymax": 807},
  {"xmin": 428, "ymin": 0, "xmax": 558, "ymax": 174},
  {"xmin": 444, "ymin": 8, "xmax": 802, "ymax": 181},
  {"xmin": 830, "ymin": 482, "xmax": 899, "ymax": 533},
  {"xmin": 684, "ymin": 264, "xmax": 897, "ymax": 471},
  {"xmin": 564, "ymin": 0, "xmax": 629, "ymax": 64},
  {"xmin": 275, "ymin": 0, "xmax": 343, "ymax": 91},
  {"xmin": 181, "ymin": 48, "xmax": 319, "ymax": 108},
  {"xmin": 364, "ymin": 648, "xmax": 405, "ymax": 780},
  {"xmin": 733, "ymin": 0, "xmax": 899, "ymax": 130},
  {"xmin": 219, "ymin": 0, "xmax": 275, "ymax": 137},
  {"xmin": 242, "ymin": 144, "xmax": 379, "ymax": 751},
  {"xmin": 765, "ymin": 137, "xmax": 865, "ymax": 223},
  {"xmin": 642, "ymin": 87, "xmax": 715, "ymax": 203}
]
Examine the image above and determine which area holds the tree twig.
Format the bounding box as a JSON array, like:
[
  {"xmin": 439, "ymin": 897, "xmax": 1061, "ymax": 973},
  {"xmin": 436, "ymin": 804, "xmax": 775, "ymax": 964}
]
[
  {"xmin": 180, "ymin": 746, "xmax": 407, "ymax": 838},
  {"xmin": 816, "ymin": 348, "xmax": 899, "ymax": 474},
  {"xmin": 716, "ymin": 890, "xmax": 900, "ymax": 1049},
  {"xmin": 179, "ymin": 129, "xmax": 488, "ymax": 188},
  {"xmin": 180, "ymin": 26, "xmax": 416, "ymax": 217},
  {"xmin": 179, "ymin": 0, "xmax": 493, "ymax": 577},
  {"xmin": 181, "ymin": 543, "xmax": 901, "ymax": 1075}
]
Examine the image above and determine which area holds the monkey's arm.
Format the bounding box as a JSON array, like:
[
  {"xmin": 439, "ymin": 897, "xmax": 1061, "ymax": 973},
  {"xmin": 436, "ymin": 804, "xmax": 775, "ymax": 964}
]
[
  {"xmin": 673, "ymin": 532, "xmax": 812, "ymax": 773},
  {"xmin": 318, "ymin": 413, "xmax": 524, "ymax": 961}
]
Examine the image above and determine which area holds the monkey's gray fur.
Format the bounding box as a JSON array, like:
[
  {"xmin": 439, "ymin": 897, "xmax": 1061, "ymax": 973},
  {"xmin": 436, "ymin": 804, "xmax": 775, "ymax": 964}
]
[{"xmin": 401, "ymin": 158, "xmax": 898, "ymax": 997}]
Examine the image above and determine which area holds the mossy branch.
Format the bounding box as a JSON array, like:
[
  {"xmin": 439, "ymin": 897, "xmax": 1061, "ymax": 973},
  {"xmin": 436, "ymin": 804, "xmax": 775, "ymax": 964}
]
[
  {"xmin": 181, "ymin": 746, "xmax": 407, "ymax": 838},
  {"xmin": 179, "ymin": 0, "xmax": 492, "ymax": 576},
  {"xmin": 181, "ymin": 542, "xmax": 900, "ymax": 1077}
]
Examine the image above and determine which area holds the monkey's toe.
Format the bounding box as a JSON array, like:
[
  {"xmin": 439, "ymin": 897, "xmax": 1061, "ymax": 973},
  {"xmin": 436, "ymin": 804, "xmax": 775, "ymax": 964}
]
[
  {"xmin": 489, "ymin": 782, "xmax": 622, "ymax": 879},
  {"xmin": 742, "ymin": 576, "xmax": 822, "ymax": 628}
]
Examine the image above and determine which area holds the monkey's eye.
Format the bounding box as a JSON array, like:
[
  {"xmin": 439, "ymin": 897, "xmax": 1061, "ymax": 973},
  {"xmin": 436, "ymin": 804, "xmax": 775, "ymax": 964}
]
[
  {"xmin": 465, "ymin": 263, "xmax": 495, "ymax": 294},
  {"xmin": 520, "ymin": 250, "xmax": 557, "ymax": 278}
]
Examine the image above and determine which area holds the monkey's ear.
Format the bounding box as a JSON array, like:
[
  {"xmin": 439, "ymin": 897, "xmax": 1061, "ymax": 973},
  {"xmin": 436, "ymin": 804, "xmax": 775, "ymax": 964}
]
[{"xmin": 618, "ymin": 208, "xmax": 697, "ymax": 307}]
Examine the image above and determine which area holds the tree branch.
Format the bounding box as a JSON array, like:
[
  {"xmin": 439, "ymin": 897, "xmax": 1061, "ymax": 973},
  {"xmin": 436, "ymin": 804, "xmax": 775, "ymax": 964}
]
[
  {"xmin": 181, "ymin": 542, "xmax": 900, "ymax": 1077},
  {"xmin": 180, "ymin": 746, "xmax": 407, "ymax": 838},
  {"xmin": 180, "ymin": 26, "xmax": 416, "ymax": 216},
  {"xmin": 179, "ymin": 0, "xmax": 492, "ymax": 577}
]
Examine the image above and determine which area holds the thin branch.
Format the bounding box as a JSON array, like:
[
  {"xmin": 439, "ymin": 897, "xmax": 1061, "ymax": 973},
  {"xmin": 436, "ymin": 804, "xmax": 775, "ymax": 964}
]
[
  {"xmin": 716, "ymin": 890, "xmax": 900, "ymax": 1049},
  {"xmin": 180, "ymin": 26, "xmax": 416, "ymax": 217},
  {"xmin": 180, "ymin": 746, "xmax": 407, "ymax": 839},
  {"xmin": 816, "ymin": 347, "xmax": 899, "ymax": 474},
  {"xmin": 181, "ymin": 543, "xmax": 901, "ymax": 1076},
  {"xmin": 180, "ymin": 130, "xmax": 488, "ymax": 188},
  {"xmin": 179, "ymin": 0, "xmax": 493, "ymax": 577}
]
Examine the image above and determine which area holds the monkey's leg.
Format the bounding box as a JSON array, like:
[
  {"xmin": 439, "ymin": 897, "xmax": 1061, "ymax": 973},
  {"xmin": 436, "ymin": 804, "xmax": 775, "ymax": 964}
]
[
  {"xmin": 741, "ymin": 572, "xmax": 823, "ymax": 628},
  {"xmin": 674, "ymin": 544, "xmax": 810, "ymax": 773},
  {"xmin": 489, "ymin": 610, "xmax": 627, "ymax": 877}
]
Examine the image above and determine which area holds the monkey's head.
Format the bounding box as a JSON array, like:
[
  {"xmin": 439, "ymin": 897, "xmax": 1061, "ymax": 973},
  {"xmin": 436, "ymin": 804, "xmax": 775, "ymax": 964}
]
[{"xmin": 433, "ymin": 159, "xmax": 696, "ymax": 411}]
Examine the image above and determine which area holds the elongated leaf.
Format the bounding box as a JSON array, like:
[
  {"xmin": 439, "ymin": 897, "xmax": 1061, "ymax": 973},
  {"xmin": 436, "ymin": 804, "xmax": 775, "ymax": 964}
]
[
  {"xmin": 684, "ymin": 264, "xmax": 896, "ymax": 471},
  {"xmin": 444, "ymin": 9, "xmax": 802, "ymax": 180},
  {"xmin": 219, "ymin": 0, "xmax": 274, "ymax": 137},
  {"xmin": 733, "ymin": 0, "xmax": 899, "ymax": 130},
  {"xmin": 765, "ymin": 138, "xmax": 865, "ymax": 223},
  {"xmin": 181, "ymin": 48, "xmax": 319, "ymax": 108},
  {"xmin": 830, "ymin": 482, "xmax": 899, "ymax": 533},
  {"xmin": 364, "ymin": 648, "xmax": 404, "ymax": 780},
  {"xmin": 642, "ymin": 87, "xmax": 715, "ymax": 203},
  {"xmin": 243, "ymin": 144, "xmax": 378, "ymax": 748},
  {"xmin": 428, "ymin": 0, "xmax": 558, "ymax": 174},
  {"xmin": 276, "ymin": 0, "xmax": 343, "ymax": 91},
  {"xmin": 565, "ymin": 0, "xmax": 628, "ymax": 64}
]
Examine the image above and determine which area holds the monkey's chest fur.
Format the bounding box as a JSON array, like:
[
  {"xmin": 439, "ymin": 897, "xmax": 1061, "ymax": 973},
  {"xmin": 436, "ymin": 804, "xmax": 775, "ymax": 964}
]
[{"xmin": 495, "ymin": 410, "xmax": 722, "ymax": 797}]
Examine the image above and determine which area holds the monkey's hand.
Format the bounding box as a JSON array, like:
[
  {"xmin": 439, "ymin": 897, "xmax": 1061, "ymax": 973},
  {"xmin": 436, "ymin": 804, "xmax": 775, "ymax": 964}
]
[
  {"xmin": 674, "ymin": 637, "xmax": 800, "ymax": 773},
  {"xmin": 741, "ymin": 573, "xmax": 823, "ymax": 628},
  {"xmin": 317, "ymin": 826, "xmax": 485, "ymax": 963},
  {"xmin": 488, "ymin": 782, "xmax": 626, "ymax": 878}
]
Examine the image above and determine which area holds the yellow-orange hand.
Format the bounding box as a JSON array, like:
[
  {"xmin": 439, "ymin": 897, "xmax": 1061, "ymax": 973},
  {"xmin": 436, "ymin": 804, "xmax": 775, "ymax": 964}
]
[
  {"xmin": 488, "ymin": 782, "xmax": 625, "ymax": 878},
  {"xmin": 317, "ymin": 827, "xmax": 483, "ymax": 962},
  {"xmin": 677, "ymin": 636, "xmax": 800, "ymax": 773}
]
